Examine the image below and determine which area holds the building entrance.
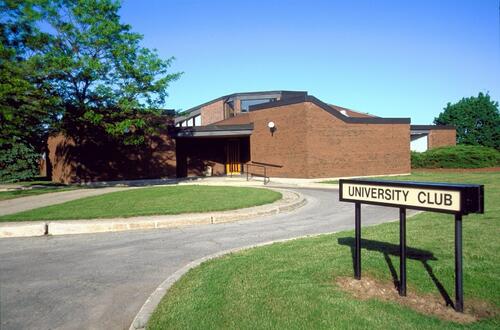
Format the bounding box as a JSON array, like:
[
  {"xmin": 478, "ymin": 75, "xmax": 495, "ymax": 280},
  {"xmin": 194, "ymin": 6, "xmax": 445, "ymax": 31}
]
[{"xmin": 225, "ymin": 139, "xmax": 241, "ymax": 175}]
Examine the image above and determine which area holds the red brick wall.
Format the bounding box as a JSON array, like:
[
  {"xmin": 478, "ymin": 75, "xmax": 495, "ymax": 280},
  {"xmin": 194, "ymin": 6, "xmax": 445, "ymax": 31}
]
[
  {"xmin": 428, "ymin": 129, "xmax": 456, "ymax": 149},
  {"xmin": 48, "ymin": 134, "xmax": 79, "ymax": 183},
  {"xmin": 247, "ymin": 103, "xmax": 310, "ymax": 177},
  {"xmin": 48, "ymin": 131, "xmax": 176, "ymax": 184},
  {"xmin": 234, "ymin": 99, "xmax": 241, "ymax": 115},
  {"xmin": 245, "ymin": 102, "xmax": 410, "ymax": 178},
  {"xmin": 304, "ymin": 102, "xmax": 410, "ymax": 177},
  {"xmin": 210, "ymin": 113, "xmax": 251, "ymax": 126},
  {"xmin": 200, "ymin": 100, "xmax": 225, "ymax": 125}
]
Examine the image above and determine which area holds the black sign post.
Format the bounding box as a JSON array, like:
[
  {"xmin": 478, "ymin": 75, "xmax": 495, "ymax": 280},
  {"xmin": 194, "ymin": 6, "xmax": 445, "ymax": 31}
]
[
  {"xmin": 399, "ymin": 207, "xmax": 406, "ymax": 296},
  {"xmin": 339, "ymin": 179, "xmax": 484, "ymax": 312},
  {"xmin": 355, "ymin": 202, "xmax": 361, "ymax": 280},
  {"xmin": 455, "ymin": 213, "xmax": 463, "ymax": 312}
]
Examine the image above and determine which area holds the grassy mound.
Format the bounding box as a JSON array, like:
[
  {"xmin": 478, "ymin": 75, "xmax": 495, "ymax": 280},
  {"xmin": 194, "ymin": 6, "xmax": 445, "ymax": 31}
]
[
  {"xmin": 0, "ymin": 186, "xmax": 282, "ymax": 221},
  {"xmin": 412, "ymin": 145, "xmax": 500, "ymax": 168}
]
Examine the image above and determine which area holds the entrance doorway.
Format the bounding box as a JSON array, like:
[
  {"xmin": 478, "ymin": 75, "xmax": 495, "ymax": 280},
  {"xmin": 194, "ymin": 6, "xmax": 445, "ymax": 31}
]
[{"xmin": 225, "ymin": 139, "xmax": 241, "ymax": 175}]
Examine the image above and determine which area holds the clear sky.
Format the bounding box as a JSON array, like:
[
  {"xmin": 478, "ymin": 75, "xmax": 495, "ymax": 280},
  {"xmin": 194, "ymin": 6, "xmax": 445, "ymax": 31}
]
[{"xmin": 120, "ymin": 0, "xmax": 500, "ymax": 124}]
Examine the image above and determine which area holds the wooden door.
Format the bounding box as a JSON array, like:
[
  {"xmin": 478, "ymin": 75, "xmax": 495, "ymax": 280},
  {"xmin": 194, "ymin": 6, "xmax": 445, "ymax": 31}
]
[{"xmin": 225, "ymin": 140, "xmax": 241, "ymax": 175}]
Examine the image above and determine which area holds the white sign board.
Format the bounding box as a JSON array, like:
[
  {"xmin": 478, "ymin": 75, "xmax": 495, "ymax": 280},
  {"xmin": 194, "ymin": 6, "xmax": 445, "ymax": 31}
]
[{"xmin": 341, "ymin": 182, "xmax": 461, "ymax": 212}]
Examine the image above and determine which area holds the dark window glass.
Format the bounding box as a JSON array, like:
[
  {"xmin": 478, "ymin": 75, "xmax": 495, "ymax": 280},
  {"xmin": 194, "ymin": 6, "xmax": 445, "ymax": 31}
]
[{"xmin": 240, "ymin": 98, "xmax": 276, "ymax": 112}]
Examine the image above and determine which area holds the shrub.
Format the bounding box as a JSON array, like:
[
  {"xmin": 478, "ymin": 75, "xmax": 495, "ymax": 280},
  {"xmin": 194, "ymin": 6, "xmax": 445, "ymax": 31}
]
[
  {"xmin": 0, "ymin": 141, "xmax": 40, "ymax": 182},
  {"xmin": 411, "ymin": 145, "xmax": 500, "ymax": 168}
]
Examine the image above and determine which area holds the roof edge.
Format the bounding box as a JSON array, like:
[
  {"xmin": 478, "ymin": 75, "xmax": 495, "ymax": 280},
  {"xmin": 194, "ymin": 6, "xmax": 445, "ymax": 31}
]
[
  {"xmin": 411, "ymin": 125, "xmax": 455, "ymax": 130},
  {"xmin": 173, "ymin": 123, "xmax": 254, "ymax": 138},
  {"xmin": 250, "ymin": 95, "xmax": 411, "ymax": 124},
  {"xmin": 175, "ymin": 123, "xmax": 254, "ymax": 132},
  {"xmin": 178, "ymin": 90, "xmax": 308, "ymax": 117}
]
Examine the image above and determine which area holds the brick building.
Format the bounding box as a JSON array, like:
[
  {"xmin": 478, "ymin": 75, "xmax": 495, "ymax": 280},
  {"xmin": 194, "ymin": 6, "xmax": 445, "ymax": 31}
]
[{"xmin": 48, "ymin": 90, "xmax": 456, "ymax": 183}]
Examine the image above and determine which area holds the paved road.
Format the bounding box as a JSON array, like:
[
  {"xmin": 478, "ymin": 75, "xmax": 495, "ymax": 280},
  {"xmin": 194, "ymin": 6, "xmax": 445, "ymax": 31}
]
[{"xmin": 0, "ymin": 188, "xmax": 407, "ymax": 330}]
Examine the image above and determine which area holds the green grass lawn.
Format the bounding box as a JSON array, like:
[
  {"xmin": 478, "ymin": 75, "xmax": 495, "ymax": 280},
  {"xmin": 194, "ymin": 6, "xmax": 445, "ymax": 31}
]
[
  {"xmin": 0, "ymin": 186, "xmax": 282, "ymax": 222},
  {"xmin": 148, "ymin": 172, "xmax": 499, "ymax": 329}
]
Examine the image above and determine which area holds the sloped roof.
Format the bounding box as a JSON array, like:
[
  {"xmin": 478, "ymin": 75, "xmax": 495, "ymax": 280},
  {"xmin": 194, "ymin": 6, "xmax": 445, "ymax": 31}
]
[
  {"xmin": 174, "ymin": 124, "xmax": 254, "ymax": 138},
  {"xmin": 176, "ymin": 91, "xmax": 410, "ymax": 125},
  {"xmin": 249, "ymin": 95, "xmax": 410, "ymax": 124},
  {"xmin": 328, "ymin": 104, "xmax": 377, "ymax": 118},
  {"xmin": 208, "ymin": 113, "xmax": 252, "ymax": 126}
]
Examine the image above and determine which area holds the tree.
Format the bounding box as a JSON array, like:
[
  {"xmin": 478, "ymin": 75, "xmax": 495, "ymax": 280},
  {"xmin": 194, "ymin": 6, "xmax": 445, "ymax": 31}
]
[
  {"xmin": 40, "ymin": 0, "xmax": 181, "ymax": 145},
  {"xmin": 0, "ymin": 0, "xmax": 59, "ymax": 181},
  {"xmin": 434, "ymin": 93, "xmax": 500, "ymax": 150},
  {"xmin": 3, "ymin": 0, "xmax": 180, "ymax": 144},
  {"xmin": 1, "ymin": 0, "xmax": 181, "ymax": 180},
  {"xmin": 0, "ymin": 139, "xmax": 40, "ymax": 182}
]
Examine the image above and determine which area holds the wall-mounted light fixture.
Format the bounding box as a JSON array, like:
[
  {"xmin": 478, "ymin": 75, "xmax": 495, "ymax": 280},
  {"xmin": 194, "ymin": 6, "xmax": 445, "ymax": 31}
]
[{"xmin": 268, "ymin": 121, "xmax": 276, "ymax": 136}]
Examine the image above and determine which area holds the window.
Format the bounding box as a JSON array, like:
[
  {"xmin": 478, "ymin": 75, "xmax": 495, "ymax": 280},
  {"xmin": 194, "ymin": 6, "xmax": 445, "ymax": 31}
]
[
  {"xmin": 194, "ymin": 115, "xmax": 201, "ymax": 126},
  {"xmin": 240, "ymin": 98, "xmax": 276, "ymax": 112}
]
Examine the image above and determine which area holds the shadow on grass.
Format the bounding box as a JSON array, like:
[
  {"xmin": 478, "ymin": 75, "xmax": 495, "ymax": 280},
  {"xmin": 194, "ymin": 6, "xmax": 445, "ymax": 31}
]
[{"xmin": 337, "ymin": 237, "xmax": 453, "ymax": 307}]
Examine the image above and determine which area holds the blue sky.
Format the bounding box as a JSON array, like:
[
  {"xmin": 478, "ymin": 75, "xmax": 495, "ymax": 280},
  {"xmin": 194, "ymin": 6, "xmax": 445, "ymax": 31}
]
[{"xmin": 120, "ymin": 0, "xmax": 500, "ymax": 124}]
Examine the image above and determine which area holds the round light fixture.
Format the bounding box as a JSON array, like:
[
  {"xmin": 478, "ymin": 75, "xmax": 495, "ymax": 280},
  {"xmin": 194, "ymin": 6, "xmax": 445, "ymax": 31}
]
[{"xmin": 267, "ymin": 121, "xmax": 275, "ymax": 129}]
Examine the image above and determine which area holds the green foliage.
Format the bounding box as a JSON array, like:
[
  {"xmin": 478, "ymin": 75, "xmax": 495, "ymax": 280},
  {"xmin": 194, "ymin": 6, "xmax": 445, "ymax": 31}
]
[
  {"xmin": 0, "ymin": 0, "xmax": 59, "ymax": 151},
  {"xmin": 434, "ymin": 93, "xmax": 500, "ymax": 150},
  {"xmin": 411, "ymin": 145, "xmax": 500, "ymax": 168},
  {"xmin": 0, "ymin": 140, "xmax": 40, "ymax": 182},
  {"xmin": 1, "ymin": 0, "xmax": 181, "ymax": 147}
]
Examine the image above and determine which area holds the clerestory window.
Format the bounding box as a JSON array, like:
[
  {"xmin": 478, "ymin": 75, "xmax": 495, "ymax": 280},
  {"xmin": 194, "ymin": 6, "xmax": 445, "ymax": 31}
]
[{"xmin": 240, "ymin": 98, "xmax": 276, "ymax": 112}]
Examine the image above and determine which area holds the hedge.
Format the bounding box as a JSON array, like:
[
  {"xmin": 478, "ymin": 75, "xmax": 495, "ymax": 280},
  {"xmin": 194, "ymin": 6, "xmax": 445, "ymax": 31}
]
[{"xmin": 411, "ymin": 145, "xmax": 500, "ymax": 168}]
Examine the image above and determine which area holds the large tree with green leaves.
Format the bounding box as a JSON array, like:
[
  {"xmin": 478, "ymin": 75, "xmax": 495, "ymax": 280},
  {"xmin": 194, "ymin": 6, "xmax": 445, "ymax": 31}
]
[
  {"xmin": 1, "ymin": 0, "xmax": 59, "ymax": 181},
  {"xmin": 36, "ymin": 0, "xmax": 181, "ymax": 145},
  {"xmin": 1, "ymin": 0, "xmax": 180, "ymax": 180},
  {"xmin": 434, "ymin": 93, "xmax": 500, "ymax": 150}
]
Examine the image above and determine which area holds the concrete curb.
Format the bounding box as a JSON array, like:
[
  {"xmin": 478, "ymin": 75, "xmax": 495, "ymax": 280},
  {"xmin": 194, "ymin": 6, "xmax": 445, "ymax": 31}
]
[
  {"xmin": 128, "ymin": 232, "xmax": 331, "ymax": 330},
  {"xmin": 0, "ymin": 221, "xmax": 47, "ymax": 238},
  {"xmin": 0, "ymin": 188, "xmax": 306, "ymax": 238}
]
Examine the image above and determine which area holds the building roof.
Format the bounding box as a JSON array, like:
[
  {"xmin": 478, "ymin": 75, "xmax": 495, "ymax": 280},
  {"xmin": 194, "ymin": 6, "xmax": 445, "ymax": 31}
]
[
  {"xmin": 249, "ymin": 94, "xmax": 410, "ymax": 124},
  {"xmin": 175, "ymin": 124, "xmax": 254, "ymax": 138},
  {"xmin": 410, "ymin": 125, "xmax": 455, "ymax": 137},
  {"xmin": 410, "ymin": 125, "xmax": 456, "ymax": 131},
  {"xmin": 328, "ymin": 104, "xmax": 378, "ymax": 118},
  {"xmin": 176, "ymin": 90, "xmax": 307, "ymax": 120},
  {"xmin": 176, "ymin": 90, "xmax": 411, "ymax": 125}
]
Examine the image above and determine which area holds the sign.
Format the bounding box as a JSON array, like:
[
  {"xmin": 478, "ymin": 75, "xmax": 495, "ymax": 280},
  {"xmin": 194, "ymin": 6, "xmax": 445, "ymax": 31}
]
[
  {"xmin": 338, "ymin": 178, "xmax": 484, "ymax": 313},
  {"xmin": 339, "ymin": 179, "xmax": 483, "ymax": 215}
]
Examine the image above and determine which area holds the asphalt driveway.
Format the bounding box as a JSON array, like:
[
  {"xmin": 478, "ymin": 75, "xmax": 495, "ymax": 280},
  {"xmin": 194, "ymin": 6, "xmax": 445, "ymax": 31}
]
[{"xmin": 0, "ymin": 188, "xmax": 407, "ymax": 330}]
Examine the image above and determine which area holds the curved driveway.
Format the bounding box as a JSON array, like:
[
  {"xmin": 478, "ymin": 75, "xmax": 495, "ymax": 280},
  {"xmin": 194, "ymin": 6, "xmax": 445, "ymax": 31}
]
[{"xmin": 0, "ymin": 188, "xmax": 405, "ymax": 330}]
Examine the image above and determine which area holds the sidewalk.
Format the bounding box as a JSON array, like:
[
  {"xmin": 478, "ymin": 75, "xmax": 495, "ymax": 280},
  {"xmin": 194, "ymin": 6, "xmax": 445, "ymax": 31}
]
[
  {"xmin": 0, "ymin": 186, "xmax": 136, "ymax": 216},
  {"xmin": 177, "ymin": 176, "xmax": 340, "ymax": 190}
]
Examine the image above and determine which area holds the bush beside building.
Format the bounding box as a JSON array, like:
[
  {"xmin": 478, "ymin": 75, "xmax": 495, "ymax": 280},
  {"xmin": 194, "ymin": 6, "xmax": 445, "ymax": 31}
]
[{"xmin": 411, "ymin": 145, "xmax": 500, "ymax": 169}]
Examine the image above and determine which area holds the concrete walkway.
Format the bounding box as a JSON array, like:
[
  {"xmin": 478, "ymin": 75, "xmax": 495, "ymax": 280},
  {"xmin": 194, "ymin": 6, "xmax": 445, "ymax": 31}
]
[
  {"xmin": 0, "ymin": 188, "xmax": 412, "ymax": 330},
  {"xmin": 0, "ymin": 187, "xmax": 135, "ymax": 216}
]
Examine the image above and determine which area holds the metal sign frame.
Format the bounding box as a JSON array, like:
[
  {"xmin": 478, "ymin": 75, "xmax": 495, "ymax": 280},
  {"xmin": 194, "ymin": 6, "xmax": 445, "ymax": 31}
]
[{"xmin": 339, "ymin": 179, "xmax": 484, "ymax": 312}]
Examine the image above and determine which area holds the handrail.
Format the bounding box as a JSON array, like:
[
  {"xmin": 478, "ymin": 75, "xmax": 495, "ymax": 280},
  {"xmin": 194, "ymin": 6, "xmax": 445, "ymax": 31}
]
[{"xmin": 246, "ymin": 163, "xmax": 270, "ymax": 185}]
